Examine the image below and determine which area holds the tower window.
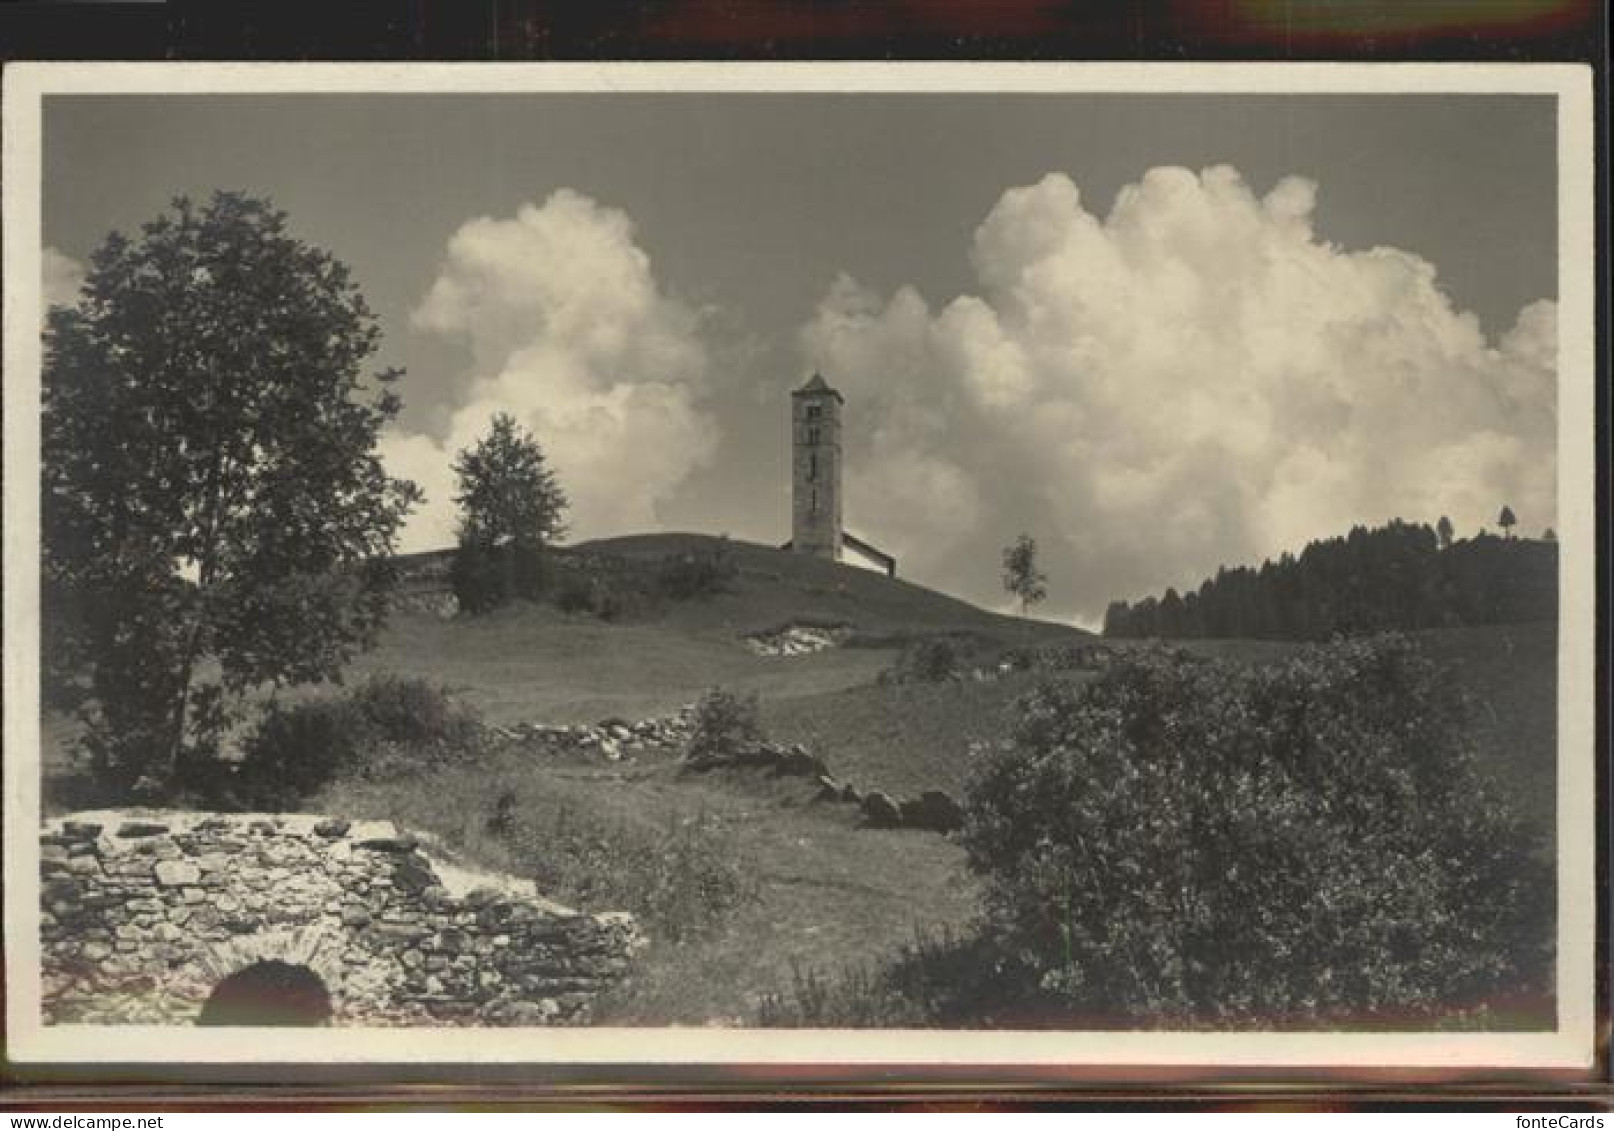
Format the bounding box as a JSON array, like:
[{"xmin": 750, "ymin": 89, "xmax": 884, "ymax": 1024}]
[
  {"xmin": 807, "ymin": 427, "xmax": 820, "ymax": 446},
  {"xmin": 805, "ymin": 404, "xmax": 823, "ymax": 421},
  {"xmin": 810, "ymin": 489, "xmax": 819, "ymax": 516},
  {"xmin": 807, "ymin": 452, "xmax": 818, "ymax": 481}
]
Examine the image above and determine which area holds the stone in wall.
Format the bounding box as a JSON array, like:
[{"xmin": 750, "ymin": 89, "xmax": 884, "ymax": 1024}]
[
  {"xmin": 488, "ymin": 704, "xmax": 699, "ymax": 762},
  {"xmin": 38, "ymin": 811, "xmax": 643, "ymax": 1027}
]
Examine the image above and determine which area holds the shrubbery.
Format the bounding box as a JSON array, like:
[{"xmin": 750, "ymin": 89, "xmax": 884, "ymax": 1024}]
[
  {"xmin": 756, "ymin": 927, "xmax": 1023, "ymax": 1028},
  {"xmin": 231, "ymin": 695, "xmax": 362, "ymax": 811},
  {"xmin": 880, "ymin": 635, "xmax": 976, "ymax": 684},
  {"xmin": 489, "ymin": 539, "xmax": 737, "ymax": 620},
  {"xmin": 554, "ymin": 577, "xmax": 596, "ymax": 614},
  {"xmin": 655, "ymin": 539, "xmax": 737, "ymax": 601},
  {"xmin": 685, "ymin": 687, "xmax": 765, "ymax": 762},
  {"xmin": 230, "ymin": 675, "xmax": 483, "ymax": 810},
  {"xmin": 552, "ymin": 574, "xmax": 638, "ymax": 621},
  {"xmin": 451, "ymin": 541, "xmax": 548, "ymax": 615},
  {"xmin": 961, "ymin": 635, "xmax": 1550, "ymax": 1027},
  {"xmin": 999, "ymin": 643, "xmax": 1112, "ymax": 674}
]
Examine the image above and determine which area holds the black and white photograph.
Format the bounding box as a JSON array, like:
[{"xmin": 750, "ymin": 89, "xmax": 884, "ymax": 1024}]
[{"xmin": 1, "ymin": 63, "xmax": 1596, "ymax": 1068}]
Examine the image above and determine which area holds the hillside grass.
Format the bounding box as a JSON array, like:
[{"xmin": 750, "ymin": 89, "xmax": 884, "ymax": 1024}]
[
  {"xmin": 763, "ymin": 671, "xmax": 1060, "ymax": 798},
  {"xmin": 350, "ymin": 603, "xmax": 896, "ymax": 725},
  {"xmin": 350, "ymin": 536, "xmax": 1090, "ymax": 726},
  {"xmin": 315, "ymin": 749, "xmax": 981, "ymax": 1025},
  {"xmin": 576, "ymin": 533, "xmax": 1088, "ymax": 644},
  {"xmin": 764, "ymin": 622, "xmax": 1557, "ymax": 840},
  {"xmin": 330, "ymin": 617, "xmax": 1549, "ymax": 1028},
  {"xmin": 36, "ymin": 533, "xmax": 1558, "ymax": 1028}
]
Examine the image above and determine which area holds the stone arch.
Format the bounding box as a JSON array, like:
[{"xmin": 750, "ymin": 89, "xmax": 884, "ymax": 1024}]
[
  {"xmin": 197, "ymin": 959, "xmax": 332, "ymax": 1026},
  {"xmin": 40, "ymin": 812, "xmax": 645, "ymax": 1026},
  {"xmin": 190, "ymin": 924, "xmax": 349, "ymax": 1020}
]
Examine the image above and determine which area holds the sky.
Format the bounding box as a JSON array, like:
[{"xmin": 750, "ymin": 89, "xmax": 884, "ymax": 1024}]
[{"xmin": 42, "ymin": 93, "xmax": 1558, "ymax": 624}]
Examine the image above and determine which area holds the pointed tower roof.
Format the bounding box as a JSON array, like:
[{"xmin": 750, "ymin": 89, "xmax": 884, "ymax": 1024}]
[{"xmin": 792, "ymin": 370, "xmax": 844, "ymax": 402}]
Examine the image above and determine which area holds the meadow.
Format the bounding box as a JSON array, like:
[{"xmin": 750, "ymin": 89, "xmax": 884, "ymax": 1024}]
[{"xmin": 39, "ymin": 536, "xmax": 1559, "ymax": 1027}]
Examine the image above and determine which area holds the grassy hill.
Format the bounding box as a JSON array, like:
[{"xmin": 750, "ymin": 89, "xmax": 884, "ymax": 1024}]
[
  {"xmin": 313, "ymin": 537, "xmax": 1096, "ymax": 1021},
  {"xmin": 354, "ymin": 534, "xmax": 1088, "ymax": 725},
  {"xmin": 764, "ymin": 672, "xmax": 1053, "ymax": 798},
  {"xmin": 574, "ymin": 533, "xmax": 1086, "ymax": 642}
]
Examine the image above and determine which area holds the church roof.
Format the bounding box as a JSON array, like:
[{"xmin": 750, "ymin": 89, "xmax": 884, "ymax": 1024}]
[
  {"xmin": 843, "ymin": 531, "xmax": 896, "ymax": 573},
  {"xmin": 792, "ymin": 371, "xmax": 843, "ymax": 401}
]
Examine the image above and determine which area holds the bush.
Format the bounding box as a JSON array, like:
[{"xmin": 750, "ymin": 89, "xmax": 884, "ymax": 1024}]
[
  {"xmin": 591, "ymin": 584, "xmax": 631, "ymax": 622},
  {"xmin": 962, "ymin": 635, "xmax": 1550, "ymax": 1028},
  {"xmin": 655, "ymin": 539, "xmax": 737, "ymax": 601},
  {"xmin": 486, "ymin": 788, "xmax": 518, "ymax": 837},
  {"xmin": 685, "ymin": 687, "xmax": 765, "ymax": 762},
  {"xmin": 233, "ymin": 695, "xmax": 368, "ymax": 811},
  {"xmin": 882, "ymin": 636, "xmax": 966, "ymax": 684},
  {"xmin": 1000, "ymin": 643, "xmax": 1110, "ymax": 674},
  {"xmin": 452, "ymin": 540, "xmax": 547, "ymax": 615},
  {"xmin": 755, "ymin": 926, "xmax": 1028, "ymax": 1028},
  {"xmin": 232, "ymin": 675, "xmax": 483, "ymax": 810},
  {"xmin": 345, "ymin": 672, "xmax": 484, "ymax": 751},
  {"xmin": 554, "ymin": 578, "xmax": 595, "ymax": 614},
  {"xmin": 552, "ymin": 575, "xmax": 640, "ymax": 621}
]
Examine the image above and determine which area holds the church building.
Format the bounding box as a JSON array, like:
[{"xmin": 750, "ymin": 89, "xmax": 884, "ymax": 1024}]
[{"xmin": 780, "ymin": 372, "xmax": 896, "ymax": 578}]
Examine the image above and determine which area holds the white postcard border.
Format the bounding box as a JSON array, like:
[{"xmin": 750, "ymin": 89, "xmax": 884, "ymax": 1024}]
[{"xmin": 3, "ymin": 60, "xmax": 1597, "ymax": 1071}]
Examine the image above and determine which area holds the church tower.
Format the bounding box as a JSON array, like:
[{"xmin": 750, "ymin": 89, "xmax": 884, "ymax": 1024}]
[{"xmin": 790, "ymin": 371, "xmax": 844, "ymax": 561}]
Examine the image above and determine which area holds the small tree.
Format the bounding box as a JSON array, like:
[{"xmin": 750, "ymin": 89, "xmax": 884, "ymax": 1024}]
[
  {"xmin": 43, "ymin": 192, "xmax": 420, "ymax": 796},
  {"xmin": 685, "ymin": 687, "xmax": 764, "ymax": 762},
  {"xmin": 451, "ymin": 413, "xmax": 568, "ymax": 614},
  {"xmin": 1001, "ymin": 533, "xmax": 1048, "ymax": 617},
  {"xmin": 1436, "ymin": 515, "xmax": 1455, "ymax": 550},
  {"xmin": 1498, "ymin": 505, "xmax": 1517, "ymax": 539}
]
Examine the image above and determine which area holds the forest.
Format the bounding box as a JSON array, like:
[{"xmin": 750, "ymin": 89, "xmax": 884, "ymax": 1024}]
[{"xmin": 1103, "ymin": 520, "xmax": 1557, "ymax": 640}]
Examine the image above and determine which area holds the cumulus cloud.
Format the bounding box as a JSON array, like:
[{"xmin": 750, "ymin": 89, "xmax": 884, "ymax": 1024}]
[
  {"xmin": 382, "ymin": 190, "xmax": 719, "ymax": 551},
  {"xmin": 802, "ymin": 166, "xmax": 1556, "ymax": 621},
  {"xmin": 42, "ymin": 246, "xmax": 84, "ymax": 312}
]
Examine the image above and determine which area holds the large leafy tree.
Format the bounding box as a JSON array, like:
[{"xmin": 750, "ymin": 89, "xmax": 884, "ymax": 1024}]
[
  {"xmin": 451, "ymin": 412, "xmax": 568, "ymax": 614},
  {"xmin": 43, "ymin": 192, "xmax": 420, "ymax": 796}
]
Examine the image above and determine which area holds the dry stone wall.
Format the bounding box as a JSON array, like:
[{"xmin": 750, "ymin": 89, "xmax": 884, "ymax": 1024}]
[
  {"xmin": 682, "ymin": 743, "xmax": 966, "ymax": 834},
  {"xmin": 488, "ymin": 704, "xmax": 697, "ymax": 762},
  {"xmin": 40, "ymin": 810, "xmax": 642, "ymax": 1026}
]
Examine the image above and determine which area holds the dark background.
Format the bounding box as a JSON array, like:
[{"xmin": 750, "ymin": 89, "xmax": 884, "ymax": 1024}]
[{"xmin": 0, "ymin": 0, "xmax": 1604, "ymax": 62}]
